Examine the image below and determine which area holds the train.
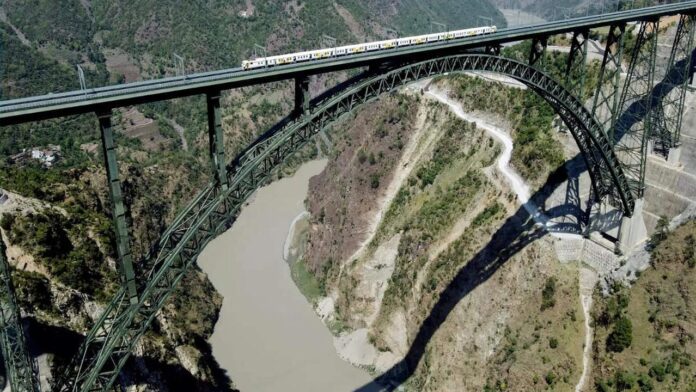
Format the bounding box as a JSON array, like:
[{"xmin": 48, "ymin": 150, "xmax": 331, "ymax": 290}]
[{"xmin": 241, "ymin": 26, "xmax": 497, "ymax": 70}]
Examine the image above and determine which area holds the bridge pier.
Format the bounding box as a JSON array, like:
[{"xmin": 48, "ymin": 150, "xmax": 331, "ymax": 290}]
[
  {"xmin": 529, "ymin": 36, "xmax": 548, "ymax": 68},
  {"xmin": 98, "ymin": 110, "xmax": 139, "ymax": 305},
  {"xmin": 206, "ymin": 91, "xmax": 228, "ymax": 189},
  {"xmin": 566, "ymin": 29, "xmax": 589, "ymax": 98},
  {"xmin": 295, "ymin": 76, "xmax": 310, "ymax": 115},
  {"xmin": 617, "ymin": 198, "xmax": 648, "ymax": 254},
  {"xmin": 667, "ymin": 145, "xmax": 682, "ymax": 165}
]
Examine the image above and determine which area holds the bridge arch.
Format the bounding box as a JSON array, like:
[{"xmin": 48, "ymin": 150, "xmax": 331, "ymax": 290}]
[
  {"xmin": 58, "ymin": 54, "xmax": 637, "ymax": 391},
  {"xmin": 238, "ymin": 54, "xmax": 635, "ymax": 216}
]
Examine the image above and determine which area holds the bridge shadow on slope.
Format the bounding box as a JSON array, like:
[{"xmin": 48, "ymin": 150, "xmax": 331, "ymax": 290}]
[
  {"xmin": 354, "ymin": 164, "xmax": 578, "ymax": 392},
  {"xmin": 355, "ymin": 50, "xmax": 696, "ymax": 391},
  {"xmin": 24, "ymin": 318, "xmax": 237, "ymax": 392}
]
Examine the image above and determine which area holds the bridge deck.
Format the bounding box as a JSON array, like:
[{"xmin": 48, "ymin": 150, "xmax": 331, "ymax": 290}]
[{"xmin": 1, "ymin": 1, "xmax": 696, "ymax": 125}]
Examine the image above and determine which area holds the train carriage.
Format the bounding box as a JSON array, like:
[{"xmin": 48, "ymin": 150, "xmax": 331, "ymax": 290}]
[{"xmin": 241, "ymin": 25, "xmax": 497, "ymax": 70}]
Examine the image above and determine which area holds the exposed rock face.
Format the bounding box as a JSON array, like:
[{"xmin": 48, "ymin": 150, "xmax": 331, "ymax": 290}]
[{"xmin": 299, "ymin": 80, "xmax": 590, "ymax": 390}]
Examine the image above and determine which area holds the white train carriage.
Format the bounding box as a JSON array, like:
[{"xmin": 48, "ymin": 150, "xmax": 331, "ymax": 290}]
[{"xmin": 242, "ymin": 25, "xmax": 497, "ymax": 70}]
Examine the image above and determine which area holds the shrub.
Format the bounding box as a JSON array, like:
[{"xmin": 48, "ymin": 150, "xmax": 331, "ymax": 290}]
[
  {"xmin": 357, "ymin": 149, "xmax": 367, "ymax": 164},
  {"xmin": 638, "ymin": 373, "xmax": 654, "ymax": 391},
  {"xmin": 549, "ymin": 337, "xmax": 559, "ymax": 349},
  {"xmin": 545, "ymin": 371, "xmax": 556, "ymax": 385},
  {"xmin": 615, "ymin": 370, "xmax": 636, "ymax": 391},
  {"xmin": 649, "ymin": 216, "xmax": 669, "ymax": 249},
  {"xmin": 649, "ymin": 362, "xmax": 666, "ymax": 382},
  {"xmin": 370, "ymin": 174, "xmax": 380, "ymax": 189},
  {"xmin": 541, "ymin": 277, "xmax": 556, "ymax": 311},
  {"xmin": 607, "ymin": 316, "xmax": 633, "ymax": 352}
]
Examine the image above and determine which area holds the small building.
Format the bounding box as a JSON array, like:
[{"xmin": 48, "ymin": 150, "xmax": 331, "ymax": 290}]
[{"xmin": 9, "ymin": 145, "xmax": 62, "ymax": 167}]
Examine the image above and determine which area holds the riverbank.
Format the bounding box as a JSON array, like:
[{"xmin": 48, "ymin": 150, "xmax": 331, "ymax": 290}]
[{"xmin": 197, "ymin": 159, "xmax": 375, "ymax": 392}]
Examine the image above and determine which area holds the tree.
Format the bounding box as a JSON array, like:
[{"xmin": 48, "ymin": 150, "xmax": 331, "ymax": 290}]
[
  {"xmin": 0, "ymin": 214, "xmax": 15, "ymax": 231},
  {"xmin": 607, "ymin": 316, "xmax": 633, "ymax": 352}
]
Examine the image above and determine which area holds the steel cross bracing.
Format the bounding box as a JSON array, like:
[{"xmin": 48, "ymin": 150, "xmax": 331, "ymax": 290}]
[
  {"xmin": 52, "ymin": 54, "xmax": 635, "ymax": 392},
  {"xmin": 614, "ymin": 18, "xmax": 660, "ymax": 199},
  {"xmin": 0, "ymin": 239, "xmax": 41, "ymax": 392},
  {"xmin": 592, "ymin": 24, "xmax": 627, "ymax": 136},
  {"xmin": 652, "ymin": 13, "xmax": 696, "ymax": 155},
  {"xmin": 565, "ymin": 29, "xmax": 590, "ymax": 98}
]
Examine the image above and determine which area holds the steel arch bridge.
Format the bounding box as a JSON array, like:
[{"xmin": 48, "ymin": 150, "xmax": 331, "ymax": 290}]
[
  {"xmin": 53, "ymin": 54, "xmax": 637, "ymax": 392},
  {"xmin": 0, "ymin": 3, "xmax": 695, "ymax": 392}
]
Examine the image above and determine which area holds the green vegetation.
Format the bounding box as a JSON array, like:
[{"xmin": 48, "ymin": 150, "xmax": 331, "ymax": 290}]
[
  {"xmin": 443, "ymin": 72, "xmax": 566, "ymax": 185},
  {"xmin": 290, "ymin": 259, "xmax": 326, "ymax": 305},
  {"xmin": 592, "ymin": 220, "xmax": 696, "ymax": 391},
  {"xmin": 541, "ymin": 276, "xmax": 557, "ymax": 311},
  {"xmin": 3, "ymin": 211, "xmax": 117, "ymax": 300},
  {"xmin": 12, "ymin": 270, "xmax": 56, "ymax": 315},
  {"xmin": 606, "ymin": 316, "xmax": 633, "ymax": 353}
]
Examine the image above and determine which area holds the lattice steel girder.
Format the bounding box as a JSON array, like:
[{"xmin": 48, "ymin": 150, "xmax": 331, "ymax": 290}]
[
  {"xmin": 593, "ymin": 24, "xmax": 627, "ymax": 137},
  {"xmin": 0, "ymin": 240, "xmax": 41, "ymax": 392},
  {"xmin": 54, "ymin": 54, "xmax": 635, "ymax": 392},
  {"xmin": 566, "ymin": 29, "xmax": 590, "ymax": 98},
  {"xmin": 652, "ymin": 13, "xmax": 695, "ymax": 153},
  {"xmin": 614, "ymin": 18, "xmax": 660, "ymax": 199},
  {"xmin": 529, "ymin": 36, "xmax": 548, "ymax": 67},
  {"xmin": 295, "ymin": 76, "xmax": 310, "ymax": 115},
  {"xmin": 98, "ymin": 110, "xmax": 139, "ymax": 305},
  {"xmin": 206, "ymin": 91, "xmax": 228, "ymax": 189}
]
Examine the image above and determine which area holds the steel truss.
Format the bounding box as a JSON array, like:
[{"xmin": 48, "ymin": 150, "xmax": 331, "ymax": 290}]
[
  {"xmin": 566, "ymin": 29, "xmax": 590, "ymax": 99},
  {"xmin": 593, "ymin": 24, "xmax": 627, "ymax": 136},
  {"xmin": 652, "ymin": 13, "xmax": 696, "ymax": 155},
  {"xmin": 53, "ymin": 54, "xmax": 635, "ymax": 392},
  {"xmin": 98, "ymin": 111, "xmax": 139, "ymax": 306},
  {"xmin": 614, "ymin": 18, "xmax": 660, "ymax": 199},
  {"xmin": 0, "ymin": 239, "xmax": 41, "ymax": 392}
]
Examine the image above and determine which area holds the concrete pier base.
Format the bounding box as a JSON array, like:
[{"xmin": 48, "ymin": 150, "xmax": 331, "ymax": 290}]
[
  {"xmin": 667, "ymin": 146, "xmax": 682, "ymax": 166},
  {"xmin": 617, "ymin": 198, "xmax": 648, "ymax": 255}
]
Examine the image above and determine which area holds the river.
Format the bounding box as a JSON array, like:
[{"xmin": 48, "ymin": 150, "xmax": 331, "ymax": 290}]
[{"xmin": 197, "ymin": 159, "xmax": 375, "ymax": 392}]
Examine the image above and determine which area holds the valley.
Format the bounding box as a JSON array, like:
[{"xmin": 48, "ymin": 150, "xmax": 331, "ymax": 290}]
[{"xmin": 1, "ymin": 1, "xmax": 695, "ymax": 392}]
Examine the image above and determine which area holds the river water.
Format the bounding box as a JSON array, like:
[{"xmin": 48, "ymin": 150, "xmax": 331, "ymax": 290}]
[{"xmin": 197, "ymin": 159, "xmax": 374, "ymax": 392}]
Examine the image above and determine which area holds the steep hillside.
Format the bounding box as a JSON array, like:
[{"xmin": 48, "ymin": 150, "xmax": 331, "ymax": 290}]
[
  {"xmin": 591, "ymin": 220, "xmax": 696, "ymax": 392},
  {"xmin": 289, "ymin": 67, "xmax": 592, "ymax": 390}
]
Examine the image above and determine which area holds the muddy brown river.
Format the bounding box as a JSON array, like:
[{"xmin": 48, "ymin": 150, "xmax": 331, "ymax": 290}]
[{"xmin": 198, "ymin": 160, "xmax": 375, "ymax": 391}]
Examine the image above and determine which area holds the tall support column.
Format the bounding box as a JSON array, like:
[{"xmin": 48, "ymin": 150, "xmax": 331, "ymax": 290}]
[
  {"xmin": 99, "ymin": 110, "xmax": 139, "ymax": 305},
  {"xmin": 611, "ymin": 19, "xmax": 659, "ymax": 253},
  {"xmin": 206, "ymin": 91, "xmax": 228, "ymax": 189},
  {"xmin": 295, "ymin": 76, "xmax": 310, "ymax": 115},
  {"xmin": 592, "ymin": 24, "xmax": 626, "ymax": 137},
  {"xmin": 529, "ymin": 36, "xmax": 548, "ymax": 68},
  {"xmin": 613, "ymin": 18, "xmax": 659, "ymax": 200},
  {"xmin": 0, "ymin": 240, "xmax": 41, "ymax": 392},
  {"xmin": 566, "ymin": 29, "xmax": 589, "ymax": 99},
  {"xmin": 651, "ymin": 13, "xmax": 695, "ymax": 159}
]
